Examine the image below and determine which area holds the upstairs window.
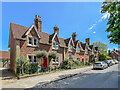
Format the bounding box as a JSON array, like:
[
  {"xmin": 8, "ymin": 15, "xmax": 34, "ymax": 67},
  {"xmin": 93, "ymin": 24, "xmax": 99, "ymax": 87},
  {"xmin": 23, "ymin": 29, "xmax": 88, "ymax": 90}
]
[
  {"xmin": 28, "ymin": 55, "xmax": 37, "ymax": 63},
  {"xmin": 28, "ymin": 36, "xmax": 38, "ymax": 47},
  {"xmin": 34, "ymin": 38, "xmax": 37, "ymax": 45},
  {"xmin": 69, "ymin": 46, "xmax": 73, "ymax": 52},
  {"xmin": 85, "ymin": 49, "xmax": 88, "ymax": 54},
  {"xmin": 28, "ymin": 37, "xmax": 33, "ymax": 45},
  {"xmin": 92, "ymin": 50, "xmax": 94, "ymax": 54},
  {"xmin": 76, "ymin": 48, "xmax": 80, "ymax": 53},
  {"xmin": 52, "ymin": 42, "xmax": 59, "ymax": 50}
]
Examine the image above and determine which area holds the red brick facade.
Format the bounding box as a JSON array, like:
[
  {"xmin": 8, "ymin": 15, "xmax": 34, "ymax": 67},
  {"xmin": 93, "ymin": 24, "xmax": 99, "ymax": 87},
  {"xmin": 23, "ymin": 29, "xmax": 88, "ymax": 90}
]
[{"xmin": 8, "ymin": 15, "xmax": 99, "ymax": 74}]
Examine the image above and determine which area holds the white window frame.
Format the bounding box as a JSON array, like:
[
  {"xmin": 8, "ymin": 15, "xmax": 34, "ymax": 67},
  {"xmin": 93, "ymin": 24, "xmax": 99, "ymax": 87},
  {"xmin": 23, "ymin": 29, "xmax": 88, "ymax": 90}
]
[
  {"xmin": 69, "ymin": 46, "xmax": 73, "ymax": 52},
  {"xmin": 27, "ymin": 36, "xmax": 38, "ymax": 47},
  {"xmin": 76, "ymin": 48, "xmax": 80, "ymax": 53},
  {"xmin": 28, "ymin": 37, "xmax": 33, "ymax": 46},
  {"xmin": 52, "ymin": 42, "xmax": 59, "ymax": 50},
  {"xmin": 77, "ymin": 58, "xmax": 80, "ymax": 61},
  {"xmin": 27, "ymin": 55, "xmax": 37, "ymax": 63},
  {"xmin": 52, "ymin": 57, "xmax": 59, "ymax": 64},
  {"xmin": 85, "ymin": 49, "xmax": 88, "ymax": 54},
  {"xmin": 33, "ymin": 38, "xmax": 38, "ymax": 46}
]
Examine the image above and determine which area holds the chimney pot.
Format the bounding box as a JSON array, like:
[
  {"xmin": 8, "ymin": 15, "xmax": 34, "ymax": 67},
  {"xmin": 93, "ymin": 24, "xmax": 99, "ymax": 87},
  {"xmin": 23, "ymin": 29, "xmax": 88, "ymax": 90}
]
[
  {"xmin": 35, "ymin": 15, "xmax": 37, "ymax": 18},
  {"xmin": 54, "ymin": 25, "xmax": 59, "ymax": 35},
  {"xmin": 85, "ymin": 38, "xmax": 90, "ymax": 45},
  {"xmin": 72, "ymin": 32, "xmax": 77, "ymax": 42},
  {"xmin": 34, "ymin": 15, "xmax": 42, "ymax": 32}
]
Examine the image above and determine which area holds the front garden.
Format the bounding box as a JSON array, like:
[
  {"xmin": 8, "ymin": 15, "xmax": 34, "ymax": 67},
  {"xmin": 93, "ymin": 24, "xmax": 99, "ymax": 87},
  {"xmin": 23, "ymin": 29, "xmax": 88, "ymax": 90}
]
[{"xmin": 16, "ymin": 52, "xmax": 93, "ymax": 78}]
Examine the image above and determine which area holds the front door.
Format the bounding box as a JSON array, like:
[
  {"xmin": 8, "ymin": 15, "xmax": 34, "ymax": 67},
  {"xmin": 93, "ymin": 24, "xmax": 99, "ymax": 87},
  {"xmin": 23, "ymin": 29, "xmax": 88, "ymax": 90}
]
[{"xmin": 43, "ymin": 58, "xmax": 47, "ymax": 68}]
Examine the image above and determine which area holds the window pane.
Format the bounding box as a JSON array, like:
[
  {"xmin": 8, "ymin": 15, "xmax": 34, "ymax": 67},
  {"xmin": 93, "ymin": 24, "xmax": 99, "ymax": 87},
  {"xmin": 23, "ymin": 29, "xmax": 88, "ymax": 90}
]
[
  {"xmin": 56, "ymin": 57, "xmax": 59, "ymax": 62},
  {"xmin": 53, "ymin": 43, "xmax": 56, "ymax": 49},
  {"xmin": 28, "ymin": 37, "xmax": 32, "ymax": 45},
  {"xmin": 28, "ymin": 55, "xmax": 32, "ymax": 62},
  {"xmin": 53, "ymin": 59, "xmax": 55, "ymax": 63},
  {"xmin": 34, "ymin": 39, "xmax": 37, "ymax": 45},
  {"xmin": 34, "ymin": 56, "xmax": 37, "ymax": 62},
  {"xmin": 77, "ymin": 58, "xmax": 80, "ymax": 61},
  {"xmin": 56, "ymin": 44, "xmax": 59, "ymax": 49}
]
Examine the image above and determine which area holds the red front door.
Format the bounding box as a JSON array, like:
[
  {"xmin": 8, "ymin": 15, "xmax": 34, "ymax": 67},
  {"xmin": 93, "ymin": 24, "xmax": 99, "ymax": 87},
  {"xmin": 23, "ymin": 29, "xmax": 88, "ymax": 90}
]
[{"xmin": 43, "ymin": 58, "xmax": 47, "ymax": 68}]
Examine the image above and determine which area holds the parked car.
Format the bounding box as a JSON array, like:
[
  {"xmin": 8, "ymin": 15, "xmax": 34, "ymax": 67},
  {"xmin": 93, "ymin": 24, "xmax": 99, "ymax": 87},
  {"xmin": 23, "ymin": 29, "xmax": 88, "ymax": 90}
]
[
  {"xmin": 104, "ymin": 60, "xmax": 112, "ymax": 67},
  {"xmin": 93, "ymin": 61, "xmax": 108, "ymax": 70},
  {"xmin": 113, "ymin": 59, "xmax": 118, "ymax": 64},
  {"xmin": 109, "ymin": 60, "xmax": 116, "ymax": 65}
]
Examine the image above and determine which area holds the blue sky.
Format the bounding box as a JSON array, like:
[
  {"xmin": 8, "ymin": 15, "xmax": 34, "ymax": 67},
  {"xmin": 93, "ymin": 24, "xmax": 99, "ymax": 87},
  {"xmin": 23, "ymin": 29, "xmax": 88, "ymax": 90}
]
[{"xmin": 1, "ymin": 2, "xmax": 118, "ymax": 51}]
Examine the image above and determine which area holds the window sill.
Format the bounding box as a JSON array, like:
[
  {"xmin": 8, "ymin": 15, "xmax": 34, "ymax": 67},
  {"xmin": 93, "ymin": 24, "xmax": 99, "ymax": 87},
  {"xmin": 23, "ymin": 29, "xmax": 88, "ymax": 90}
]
[{"xmin": 27, "ymin": 44, "xmax": 38, "ymax": 47}]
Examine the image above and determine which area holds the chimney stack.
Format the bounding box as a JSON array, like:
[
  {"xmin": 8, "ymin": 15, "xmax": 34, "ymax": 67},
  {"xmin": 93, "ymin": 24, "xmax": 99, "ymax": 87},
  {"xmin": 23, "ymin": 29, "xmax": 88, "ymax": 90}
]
[
  {"xmin": 114, "ymin": 48, "xmax": 115, "ymax": 51},
  {"xmin": 72, "ymin": 32, "xmax": 77, "ymax": 42},
  {"xmin": 54, "ymin": 25, "xmax": 59, "ymax": 36},
  {"xmin": 34, "ymin": 15, "xmax": 42, "ymax": 32},
  {"xmin": 85, "ymin": 38, "xmax": 90, "ymax": 45}
]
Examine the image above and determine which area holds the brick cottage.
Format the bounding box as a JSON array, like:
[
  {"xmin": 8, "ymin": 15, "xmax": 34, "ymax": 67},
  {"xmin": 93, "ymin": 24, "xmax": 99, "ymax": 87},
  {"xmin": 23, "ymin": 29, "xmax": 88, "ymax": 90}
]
[{"xmin": 8, "ymin": 15, "xmax": 99, "ymax": 74}]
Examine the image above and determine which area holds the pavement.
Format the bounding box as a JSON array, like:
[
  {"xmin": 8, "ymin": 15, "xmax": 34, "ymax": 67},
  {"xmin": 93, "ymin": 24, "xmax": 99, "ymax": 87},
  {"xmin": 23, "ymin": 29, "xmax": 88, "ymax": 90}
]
[
  {"xmin": 2, "ymin": 65, "xmax": 93, "ymax": 88},
  {"xmin": 36, "ymin": 64, "xmax": 119, "ymax": 88}
]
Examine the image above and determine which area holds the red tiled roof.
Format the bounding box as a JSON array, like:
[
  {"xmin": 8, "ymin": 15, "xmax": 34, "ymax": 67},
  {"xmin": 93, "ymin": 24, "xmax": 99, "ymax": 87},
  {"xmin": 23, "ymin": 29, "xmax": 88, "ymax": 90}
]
[
  {"xmin": 9, "ymin": 22, "xmax": 99, "ymax": 50},
  {"xmin": 0, "ymin": 51, "xmax": 10, "ymax": 59}
]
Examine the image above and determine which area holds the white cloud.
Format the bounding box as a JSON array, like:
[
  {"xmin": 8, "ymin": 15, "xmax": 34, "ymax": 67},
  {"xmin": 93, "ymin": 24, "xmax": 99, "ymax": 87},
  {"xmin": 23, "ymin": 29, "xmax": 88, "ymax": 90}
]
[
  {"xmin": 89, "ymin": 24, "xmax": 96, "ymax": 30},
  {"xmin": 98, "ymin": 12, "xmax": 110, "ymax": 22},
  {"xmin": 88, "ymin": 12, "xmax": 110, "ymax": 31},
  {"xmin": 93, "ymin": 31, "xmax": 96, "ymax": 34}
]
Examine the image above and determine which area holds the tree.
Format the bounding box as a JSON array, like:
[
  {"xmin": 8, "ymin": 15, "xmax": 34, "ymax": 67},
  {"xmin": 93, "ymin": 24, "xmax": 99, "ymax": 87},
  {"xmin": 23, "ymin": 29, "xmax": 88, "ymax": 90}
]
[
  {"xmin": 101, "ymin": 1, "xmax": 120, "ymax": 44},
  {"xmin": 92, "ymin": 41, "xmax": 108, "ymax": 55}
]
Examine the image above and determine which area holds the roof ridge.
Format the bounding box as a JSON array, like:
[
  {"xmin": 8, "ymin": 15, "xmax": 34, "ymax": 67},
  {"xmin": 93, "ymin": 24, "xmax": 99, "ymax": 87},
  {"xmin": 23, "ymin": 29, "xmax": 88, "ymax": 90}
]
[{"xmin": 10, "ymin": 22, "xmax": 28, "ymax": 28}]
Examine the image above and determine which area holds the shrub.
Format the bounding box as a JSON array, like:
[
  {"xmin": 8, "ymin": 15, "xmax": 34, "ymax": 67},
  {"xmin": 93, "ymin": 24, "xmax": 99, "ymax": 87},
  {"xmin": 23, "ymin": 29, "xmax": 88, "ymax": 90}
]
[
  {"xmin": 61, "ymin": 58, "xmax": 72, "ymax": 69},
  {"xmin": 74, "ymin": 60, "xmax": 80, "ymax": 65}
]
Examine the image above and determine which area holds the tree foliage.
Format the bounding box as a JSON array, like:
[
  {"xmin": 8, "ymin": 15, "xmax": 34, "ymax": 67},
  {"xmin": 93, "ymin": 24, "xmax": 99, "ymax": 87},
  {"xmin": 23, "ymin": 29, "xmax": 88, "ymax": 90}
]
[
  {"xmin": 98, "ymin": 53, "xmax": 107, "ymax": 61},
  {"xmin": 92, "ymin": 41, "xmax": 108, "ymax": 55},
  {"xmin": 101, "ymin": 0, "xmax": 120, "ymax": 44}
]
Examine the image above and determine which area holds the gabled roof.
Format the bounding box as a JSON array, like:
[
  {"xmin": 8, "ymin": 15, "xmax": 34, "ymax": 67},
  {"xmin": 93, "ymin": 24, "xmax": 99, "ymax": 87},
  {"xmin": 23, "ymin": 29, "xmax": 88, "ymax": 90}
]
[
  {"xmin": 89, "ymin": 45, "xmax": 94, "ymax": 50},
  {"xmin": 0, "ymin": 51, "xmax": 10, "ymax": 59},
  {"xmin": 81, "ymin": 42, "xmax": 86, "ymax": 50},
  {"xmin": 25, "ymin": 23, "xmax": 41, "ymax": 38},
  {"xmin": 64, "ymin": 37, "xmax": 74, "ymax": 47},
  {"xmin": 10, "ymin": 22, "xmax": 28, "ymax": 40}
]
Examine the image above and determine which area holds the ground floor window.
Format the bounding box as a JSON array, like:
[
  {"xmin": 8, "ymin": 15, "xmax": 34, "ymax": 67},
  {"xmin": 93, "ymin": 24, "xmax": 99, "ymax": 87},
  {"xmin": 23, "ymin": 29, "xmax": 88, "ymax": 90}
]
[
  {"xmin": 69, "ymin": 57, "xmax": 73, "ymax": 61},
  {"xmin": 28, "ymin": 55, "xmax": 37, "ymax": 63},
  {"xmin": 77, "ymin": 58, "xmax": 80, "ymax": 61},
  {"xmin": 86, "ymin": 58, "xmax": 88, "ymax": 61},
  {"xmin": 53, "ymin": 57, "xmax": 59, "ymax": 63}
]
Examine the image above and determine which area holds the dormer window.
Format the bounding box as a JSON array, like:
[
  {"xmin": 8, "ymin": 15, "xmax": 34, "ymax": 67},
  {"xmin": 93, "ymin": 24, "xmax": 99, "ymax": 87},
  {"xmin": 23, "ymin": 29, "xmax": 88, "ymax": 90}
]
[
  {"xmin": 85, "ymin": 49, "xmax": 88, "ymax": 54},
  {"xmin": 92, "ymin": 49, "xmax": 94, "ymax": 54},
  {"xmin": 69, "ymin": 46, "xmax": 73, "ymax": 52},
  {"xmin": 28, "ymin": 36, "xmax": 38, "ymax": 47},
  {"xmin": 52, "ymin": 42, "xmax": 59, "ymax": 50},
  {"xmin": 76, "ymin": 48, "xmax": 80, "ymax": 53}
]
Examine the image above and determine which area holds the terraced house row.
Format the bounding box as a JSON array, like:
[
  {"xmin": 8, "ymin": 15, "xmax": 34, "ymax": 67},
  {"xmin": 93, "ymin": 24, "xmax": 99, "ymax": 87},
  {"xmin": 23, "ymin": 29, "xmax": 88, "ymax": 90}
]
[{"xmin": 8, "ymin": 15, "xmax": 99, "ymax": 74}]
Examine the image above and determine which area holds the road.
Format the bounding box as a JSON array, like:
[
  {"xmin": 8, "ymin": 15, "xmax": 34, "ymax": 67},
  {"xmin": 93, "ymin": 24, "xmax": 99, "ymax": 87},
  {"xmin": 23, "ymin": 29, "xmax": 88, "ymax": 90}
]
[{"xmin": 37, "ymin": 64, "xmax": 118, "ymax": 88}]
